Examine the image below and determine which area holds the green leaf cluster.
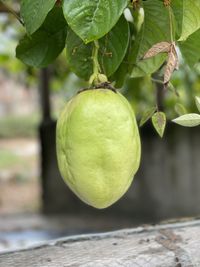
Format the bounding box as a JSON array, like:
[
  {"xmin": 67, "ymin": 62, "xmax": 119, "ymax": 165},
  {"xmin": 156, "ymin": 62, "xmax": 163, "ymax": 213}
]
[
  {"xmin": 15, "ymin": 0, "xmax": 200, "ymax": 84},
  {"xmin": 17, "ymin": 0, "xmax": 130, "ymax": 78}
]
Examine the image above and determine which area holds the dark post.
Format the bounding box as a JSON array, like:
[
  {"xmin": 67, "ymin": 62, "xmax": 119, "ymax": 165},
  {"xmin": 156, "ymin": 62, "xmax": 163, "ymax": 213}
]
[
  {"xmin": 156, "ymin": 83, "xmax": 165, "ymax": 111},
  {"xmin": 152, "ymin": 72, "xmax": 165, "ymax": 111},
  {"xmin": 39, "ymin": 68, "xmax": 52, "ymax": 122},
  {"xmin": 38, "ymin": 68, "xmax": 80, "ymax": 213}
]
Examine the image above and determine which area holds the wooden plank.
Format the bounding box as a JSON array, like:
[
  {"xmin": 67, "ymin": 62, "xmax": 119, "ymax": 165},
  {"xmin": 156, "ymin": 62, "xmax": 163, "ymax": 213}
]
[{"xmin": 0, "ymin": 219, "xmax": 200, "ymax": 267}]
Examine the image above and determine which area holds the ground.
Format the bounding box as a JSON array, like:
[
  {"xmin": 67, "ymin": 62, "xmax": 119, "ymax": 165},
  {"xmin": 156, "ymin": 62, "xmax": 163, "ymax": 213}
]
[{"xmin": 0, "ymin": 138, "xmax": 40, "ymax": 214}]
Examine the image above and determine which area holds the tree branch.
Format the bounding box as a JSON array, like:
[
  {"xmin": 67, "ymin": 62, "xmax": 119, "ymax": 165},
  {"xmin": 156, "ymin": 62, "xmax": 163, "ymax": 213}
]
[{"xmin": 0, "ymin": 1, "xmax": 24, "ymax": 26}]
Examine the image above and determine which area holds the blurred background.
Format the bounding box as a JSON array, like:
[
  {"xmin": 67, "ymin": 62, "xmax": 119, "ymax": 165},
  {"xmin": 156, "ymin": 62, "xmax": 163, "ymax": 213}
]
[{"xmin": 1, "ymin": 1, "xmax": 200, "ymax": 254}]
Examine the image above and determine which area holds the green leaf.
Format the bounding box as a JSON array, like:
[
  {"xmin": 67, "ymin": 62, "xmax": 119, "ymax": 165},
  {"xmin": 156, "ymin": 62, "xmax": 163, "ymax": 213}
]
[
  {"xmin": 130, "ymin": 0, "xmax": 171, "ymax": 78},
  {"xmin": 173, "ymin": 114, "xmax": 200, "ymax": 127},
  {"xmin": 21, "ymin": 0, "xmax": 56, "ymax": 34},
  {"xmin": 139, "ymin": 107, "xmax": 156, "ymax": 127},
  {"xmin": 16, "ymin": 7, "xmax": 67, "ymax": 68},
  {"xmin": 152, "ymin": 112, "xmax": 166, "ymax": 138},
  {"xmin": 195, "ymin": 96, "xmax": 200, "ymax": 113},
  {"xmin": 172, "ymin": 0, "xmax": 200, "ymax": 41},
  {"xmin": 66, "ymin": 16, "xmax": 129, "ymax": 80},
  {"xmin": 179, "ymin": 29, "xmax": 200, "ymax": 67},
  {"xmin": 171, "ymin": 0, "xmax": 183, "ymax": 37},
  {"xmin": 63, "ymin": 0, "xmax": 128, "ymax": 43},
  {"xmin": 175, "ymin": 103, "xmax": 187, "ymax": 116},
  {"xmin": 111, "ymin": 60, "xmax": 129, "ymax": 88}
]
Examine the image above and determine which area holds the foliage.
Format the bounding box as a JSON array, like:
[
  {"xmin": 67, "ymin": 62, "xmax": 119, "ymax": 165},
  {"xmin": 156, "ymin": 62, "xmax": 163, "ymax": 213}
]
[
  {"xmin": 17, "ymin": 7, "xmax": 67, "ymax": 68},
  {"xmin": 173, "ymin": 96, "xmax": 200, "ymax": 127},
  {"xmin": 151, "ymin": 112, "xmax": 166, "ymax": 138},
  {"xmin": 0, "ymin": 149, "xmax": 22, "ymax": 168},
  {"xmin": 1, "ymin": 0, "xmax": 200, "ymax": 136},
  {"xmin": 139, "ymin": 106, "xmax": 156, "ymax": 127}
]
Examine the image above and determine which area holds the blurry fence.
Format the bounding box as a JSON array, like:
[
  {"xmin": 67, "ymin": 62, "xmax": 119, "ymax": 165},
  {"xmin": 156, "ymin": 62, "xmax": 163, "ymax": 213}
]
[{"xmin": 40, "ymin": 121, "xmax": 200, "ymax": 223}]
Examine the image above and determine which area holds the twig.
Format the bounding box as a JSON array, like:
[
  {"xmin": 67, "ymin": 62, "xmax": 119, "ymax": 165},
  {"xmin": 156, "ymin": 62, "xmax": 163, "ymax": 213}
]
[{"xmin": 0, "ymin": 0, "xmax": 24, "ymax": 26}]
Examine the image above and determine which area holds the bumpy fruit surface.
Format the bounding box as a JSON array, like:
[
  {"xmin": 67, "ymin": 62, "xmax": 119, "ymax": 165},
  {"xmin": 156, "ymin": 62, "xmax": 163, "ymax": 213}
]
[{"xmin": 56, "ymin": 89, "xmax": 141, "ymax": 209}]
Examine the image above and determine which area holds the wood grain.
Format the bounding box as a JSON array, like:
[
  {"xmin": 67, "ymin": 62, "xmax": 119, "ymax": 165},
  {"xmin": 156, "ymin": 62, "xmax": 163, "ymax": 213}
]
[{"xmin": 0, "ymin": 219, "xmax": 199, "ymax": 266}]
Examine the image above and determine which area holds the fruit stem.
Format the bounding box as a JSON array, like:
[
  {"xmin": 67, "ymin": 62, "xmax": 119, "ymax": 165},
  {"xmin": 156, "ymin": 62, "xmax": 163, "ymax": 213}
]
[
  {"xmin": 168, "ymin": 6, "xmax": 174, "ymax": 42},
  {"xmin": 93, "ymin": 40, "xmax": 101, "ymax": 76},
  {"xmin": 89, "ymin": 40, "xmax": 108, "ymax": 86}
]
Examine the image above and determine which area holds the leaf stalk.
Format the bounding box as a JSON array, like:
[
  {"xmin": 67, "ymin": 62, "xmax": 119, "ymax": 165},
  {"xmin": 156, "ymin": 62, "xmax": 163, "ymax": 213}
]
[
  {"xmin": 89, "ymin": 40, "xmax": 108, "ymax": 86},
  {"xmin": 168, "ymin": 6, "xmax": 174, "ymax": 42}
]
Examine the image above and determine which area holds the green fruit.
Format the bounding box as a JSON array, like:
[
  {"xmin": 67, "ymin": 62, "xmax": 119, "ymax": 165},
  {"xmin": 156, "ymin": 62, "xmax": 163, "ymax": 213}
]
[{"xmin": 56, "ymin": 89, "xmax": 141, "ymax": 209}]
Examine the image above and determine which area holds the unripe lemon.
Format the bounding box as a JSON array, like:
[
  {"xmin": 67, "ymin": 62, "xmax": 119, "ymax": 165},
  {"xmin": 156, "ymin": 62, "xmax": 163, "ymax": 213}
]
[{"xmin": 56, "ymin": 89, "xmax": 141, "ymax": 209}]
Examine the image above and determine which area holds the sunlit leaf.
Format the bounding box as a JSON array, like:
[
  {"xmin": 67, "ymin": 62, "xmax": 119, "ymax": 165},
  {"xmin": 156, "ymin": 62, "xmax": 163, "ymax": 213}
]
[
  {"xmin": 172, "ymin": 0, "xmax": 200, "ymax": 41},
  {"xmin": 63, "ymin": 0, "xmax": 128, "ymax": 43},
  {"xmin": 179, "ymin": 29, "xmax": 200, "ymax": 67},
  {"xmin": 173, "ymin": 113, "xmax": 200, "ymax": 127},
  {"xmin": 195, "ymin": 96, "xmax": 200, "ymax": 113},
  {"xmin": 130, "ymin": 0, "xmax": 171, "ymax": 78}
]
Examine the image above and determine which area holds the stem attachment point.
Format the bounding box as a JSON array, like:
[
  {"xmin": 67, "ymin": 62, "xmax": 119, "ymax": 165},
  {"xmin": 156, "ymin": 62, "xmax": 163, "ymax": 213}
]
[{"xmin": 89, "ymin": 40, "xmax": 108, "ymax": 86}]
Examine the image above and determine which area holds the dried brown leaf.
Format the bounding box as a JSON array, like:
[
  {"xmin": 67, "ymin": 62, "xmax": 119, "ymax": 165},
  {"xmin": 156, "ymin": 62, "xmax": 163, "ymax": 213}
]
[
  {"xmin": 164, "ymin": 44, "xmax": 178, "ymax": 84},
  {"xmin": 143, "ymin": 42, "xmax": 171, "ymax": 59},
  {"xmin": 163, "ymin": 0, "xmax": 171, "ymax": 7},
  {"xmin": 172, "ymin": 44, "xmax": 179, "ymax": 70},
  {"xmin": 164, "ymin": 53, "xmax": 176, "ymax": 84},
  {"xmin": 131, "ymin": 0, "xmax": 140, "ymax": 9}
]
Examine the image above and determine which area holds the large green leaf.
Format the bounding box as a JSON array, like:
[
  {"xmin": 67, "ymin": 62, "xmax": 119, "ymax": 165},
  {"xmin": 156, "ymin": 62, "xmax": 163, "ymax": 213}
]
[
  {"xmin": 66, "ymin": 16, "xmax": 129, "ymax": 80},
  {"xmin": 179, "ymin": 29, "xmax": 200, "ymax": 67},
  {"xmin": 171, "ymin": 0, "xmax": 182, "ymax": 37},
  {"xmin": 16, "ymin": 7, "xmax": 67, "ymax": 68},
  {"xmin": 130, "ymin": 0, "xmax": 170, "ymax": 78},
  {"xmin": 63, "ymin": 0, "xmax": 128, "ymax": 43},
  {"xmin": 172, "ymin": 0, "xmax": 200, "ymax": 41},
  {"xmin": 21, "ymin": 0, "xmax": 56, "ymax": 34}
]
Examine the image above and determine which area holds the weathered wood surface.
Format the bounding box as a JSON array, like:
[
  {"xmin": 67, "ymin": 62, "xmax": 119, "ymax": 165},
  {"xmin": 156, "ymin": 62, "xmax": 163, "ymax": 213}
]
[{"xmin": 0, "ymin": 219, "xmax": 200, "ymax": 267}]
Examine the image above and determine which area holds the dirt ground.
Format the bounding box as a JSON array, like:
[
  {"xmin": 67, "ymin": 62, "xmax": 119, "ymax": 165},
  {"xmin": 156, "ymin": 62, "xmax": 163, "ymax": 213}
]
[{"xmin": 0, "ymin": 138, "xmax": 41, "ymax": 214}]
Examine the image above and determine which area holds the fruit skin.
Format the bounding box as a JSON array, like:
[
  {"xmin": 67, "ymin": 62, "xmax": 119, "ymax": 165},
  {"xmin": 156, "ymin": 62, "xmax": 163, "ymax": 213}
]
[{"xmin": 56, "ymin": 89, "xmax": 141, "ymax": 209}]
